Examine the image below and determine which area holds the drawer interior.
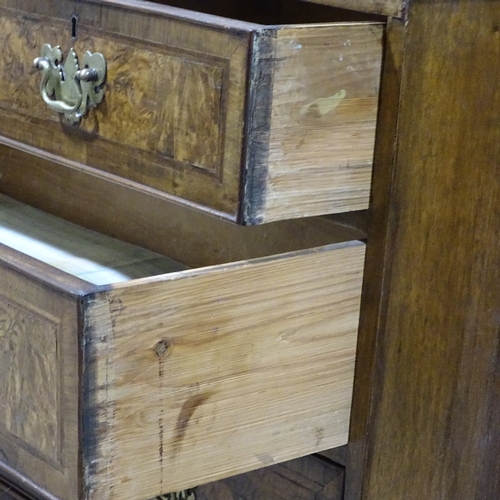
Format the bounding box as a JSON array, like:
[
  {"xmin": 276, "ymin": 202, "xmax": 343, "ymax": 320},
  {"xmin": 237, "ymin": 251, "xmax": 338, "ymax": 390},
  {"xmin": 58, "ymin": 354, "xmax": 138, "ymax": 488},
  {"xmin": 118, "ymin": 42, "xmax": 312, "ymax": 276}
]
[
  {"xmin": 0, "ymin": 194, "xmax": 187, "ymax": 285},
  {"xmin": 0, "ymin": 193, "xmax": 362, "ymax": 285},
  {"xmin": 147, "ymin": 0, "xmax": 385, "ymax": 23}
]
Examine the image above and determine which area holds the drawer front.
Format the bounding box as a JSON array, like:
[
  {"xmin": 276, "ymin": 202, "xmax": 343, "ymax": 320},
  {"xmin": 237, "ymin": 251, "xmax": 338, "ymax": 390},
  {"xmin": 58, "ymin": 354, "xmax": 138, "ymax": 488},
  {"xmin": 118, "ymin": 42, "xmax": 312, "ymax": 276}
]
[
  {"xmin": 0, "ymin": 248, "xmax": 90, "ymax": 500},
  {"xmin": 0, "ymin": 0, "xmax": 249, "ymax": 219},
  {"xmin": 0, "ymin": 0, "xmax": 382, "ymax": 224}
]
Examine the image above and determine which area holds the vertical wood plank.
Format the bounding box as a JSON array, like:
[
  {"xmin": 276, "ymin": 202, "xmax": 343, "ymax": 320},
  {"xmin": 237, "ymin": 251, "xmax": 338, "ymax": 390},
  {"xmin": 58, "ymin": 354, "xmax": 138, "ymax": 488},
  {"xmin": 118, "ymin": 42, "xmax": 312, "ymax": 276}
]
[
  {"xmin": 349, "ymin": 1, "xmax": 500, "ymax": 499},
  {"xmin": 346, "ymin": 16, "xmax": 406, "ymax": 500}
]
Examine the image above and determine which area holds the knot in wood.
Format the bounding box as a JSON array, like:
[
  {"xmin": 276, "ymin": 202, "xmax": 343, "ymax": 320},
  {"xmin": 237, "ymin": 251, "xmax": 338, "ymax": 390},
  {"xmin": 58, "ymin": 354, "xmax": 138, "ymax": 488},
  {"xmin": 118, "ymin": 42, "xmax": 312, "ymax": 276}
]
[{"xmin": 154, "ymin": 339, "xmax": 170, "ymax": 358}]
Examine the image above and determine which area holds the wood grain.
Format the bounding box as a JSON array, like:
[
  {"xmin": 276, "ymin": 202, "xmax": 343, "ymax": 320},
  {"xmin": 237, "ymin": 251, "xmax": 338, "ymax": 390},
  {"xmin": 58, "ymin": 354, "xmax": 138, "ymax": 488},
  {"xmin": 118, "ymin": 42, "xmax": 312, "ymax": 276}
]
[
  {"xmin": 256, "ymin": 23, "xmax": 383, "ymax": 223},
  {"xmin": 0, "ymin": 0, "xmax": 249, "ymax": 218},
  {"xmin": 82, "ymin": 242, "xmax": 365, "ymax": 499},
  {"xmin": 300, "ymin": 0, "xmax": 403, "ymax": 17},
  {"xmin": 0, "ymin": 0, "xmax": 383, "ymax": 224},
  {"xmin": 349, "ymin": 1, "xmax": 500, "ymax": 499},
  {"xmin": 0, "ymin": 254, "xmax": 88, "ymax": 500},
  {"xmin": 346, "ymin": 16, "xmax": 405, "ymax": 500},
  {"xmin": 0, "ymin": 144, "xmax": 365, "ymax": 268},
  {"xmin": 0, "ymin": 296, "xmax": 59, "ymax": 462},
  {"xmin": 0, "ymin": 187, "xmax": 364, "ymax": 499}
]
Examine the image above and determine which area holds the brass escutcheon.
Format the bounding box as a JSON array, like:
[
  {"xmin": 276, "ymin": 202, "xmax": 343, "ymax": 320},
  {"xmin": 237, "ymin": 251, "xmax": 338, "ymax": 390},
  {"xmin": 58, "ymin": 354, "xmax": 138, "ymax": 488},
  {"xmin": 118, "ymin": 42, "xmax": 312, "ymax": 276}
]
[{"xmin": 33, "ymin": 43, "xmax": 106, "ymax": 124}]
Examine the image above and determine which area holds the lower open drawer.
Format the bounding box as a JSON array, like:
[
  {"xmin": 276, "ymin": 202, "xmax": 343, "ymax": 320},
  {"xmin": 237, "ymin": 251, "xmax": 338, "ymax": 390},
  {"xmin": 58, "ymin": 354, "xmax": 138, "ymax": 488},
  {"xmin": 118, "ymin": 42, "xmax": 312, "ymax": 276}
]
[{"xmin": 0, "ymin": 194, "xmax": 364, "ymax": 500}]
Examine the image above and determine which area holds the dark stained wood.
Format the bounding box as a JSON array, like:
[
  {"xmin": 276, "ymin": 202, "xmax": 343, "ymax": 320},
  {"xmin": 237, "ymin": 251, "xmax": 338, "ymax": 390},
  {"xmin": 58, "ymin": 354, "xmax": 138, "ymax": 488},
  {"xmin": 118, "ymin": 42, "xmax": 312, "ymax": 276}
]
[
  {"xmin": 154, "ymin": 0, "xmax": 382, "ymax": 23},
  {"xmin": 346, "ymin": 16, "xmax": 405, "ymax": 500},
  {"xmin": 348, "ymin": 1, "xmax": 500, "ymax": 499},
  {"xmin": 194, "ymin": 454, "xmax": 344, "ymax": 500},
  {"xmin": 325, "ymin": 212, "xmax": 369, "ymax": 238},
  {"xmin": 317, "ymin": 445, "xmax": 347, "ymax": 467}
]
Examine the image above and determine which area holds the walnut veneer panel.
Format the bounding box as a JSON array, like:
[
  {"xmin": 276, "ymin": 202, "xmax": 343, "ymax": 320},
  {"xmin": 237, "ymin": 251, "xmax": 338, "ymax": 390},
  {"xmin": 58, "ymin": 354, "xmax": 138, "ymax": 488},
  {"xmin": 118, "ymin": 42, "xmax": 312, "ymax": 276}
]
[
  {"xmin": 0, "ymin": 0, "xmax": 382, "ymax": 224},
  {"xmin": 0, "ymin": 248, "xmax": 92, "ymax": 500},
  {"xmin": 0, "ymin": 0, "xmax": 248, "ymax": 220}
]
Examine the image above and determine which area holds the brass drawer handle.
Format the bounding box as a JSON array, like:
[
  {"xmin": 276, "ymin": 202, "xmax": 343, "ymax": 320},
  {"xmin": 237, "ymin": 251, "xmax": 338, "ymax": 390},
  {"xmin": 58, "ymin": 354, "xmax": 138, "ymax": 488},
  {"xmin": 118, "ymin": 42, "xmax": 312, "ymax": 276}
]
[{"xmin": 33, "ymin": 43, "xmax": 106, "ymax": 124}]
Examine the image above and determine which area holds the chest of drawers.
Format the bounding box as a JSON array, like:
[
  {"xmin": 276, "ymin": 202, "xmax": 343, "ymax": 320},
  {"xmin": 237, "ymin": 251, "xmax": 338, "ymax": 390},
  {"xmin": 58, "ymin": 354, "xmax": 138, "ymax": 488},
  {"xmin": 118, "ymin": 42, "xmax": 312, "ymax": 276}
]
[
  {"xmin": 2, "ymin": 0, "xmax": 499, "ymax": 499},
  {"xmin": 0, "ymin": 2, "xmax": 380, "ymax": 497},
  {"xmin": 2, "ymin": 0, "xmax": 379, "ymax": 497}
]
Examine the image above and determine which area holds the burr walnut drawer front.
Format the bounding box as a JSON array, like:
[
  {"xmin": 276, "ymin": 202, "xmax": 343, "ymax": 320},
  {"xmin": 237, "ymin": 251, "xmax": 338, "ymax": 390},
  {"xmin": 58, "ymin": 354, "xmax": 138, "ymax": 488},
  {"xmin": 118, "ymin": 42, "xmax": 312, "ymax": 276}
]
[
  {"xmin": 0, "ymin": 194, "xmax": 365, "ymax": 500},
  {"xmin": 0, "ymin": 0, "xmax": 383, "ymax": 225}
]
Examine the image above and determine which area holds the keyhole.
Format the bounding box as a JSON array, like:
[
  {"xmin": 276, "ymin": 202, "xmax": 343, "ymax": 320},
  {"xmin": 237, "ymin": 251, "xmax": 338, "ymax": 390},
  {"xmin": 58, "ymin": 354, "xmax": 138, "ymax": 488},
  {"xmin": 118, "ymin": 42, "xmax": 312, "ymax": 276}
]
[{"xmin": 71, "ymin": 15, "xmax": 78, "ymax": 40}]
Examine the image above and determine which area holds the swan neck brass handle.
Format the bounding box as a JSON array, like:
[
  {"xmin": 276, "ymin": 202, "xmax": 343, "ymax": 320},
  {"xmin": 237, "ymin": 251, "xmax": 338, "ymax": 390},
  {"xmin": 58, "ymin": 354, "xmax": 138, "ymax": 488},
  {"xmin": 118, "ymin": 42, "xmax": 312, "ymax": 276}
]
[{"xmin": 33, "ymin": 44, "xmax": 106, "ymax": 124}]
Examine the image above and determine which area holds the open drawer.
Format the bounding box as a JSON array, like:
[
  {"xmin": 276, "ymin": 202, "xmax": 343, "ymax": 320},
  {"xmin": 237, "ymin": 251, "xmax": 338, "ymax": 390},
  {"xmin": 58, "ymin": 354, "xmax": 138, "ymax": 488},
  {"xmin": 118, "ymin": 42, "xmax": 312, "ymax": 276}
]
[
  {"xmin": 0, "ymin": 0, "xmax": 383, "ymax": 225},
  {"xmin": 0, "ymin": 194, "xmax": 365, "ymax": 500}
]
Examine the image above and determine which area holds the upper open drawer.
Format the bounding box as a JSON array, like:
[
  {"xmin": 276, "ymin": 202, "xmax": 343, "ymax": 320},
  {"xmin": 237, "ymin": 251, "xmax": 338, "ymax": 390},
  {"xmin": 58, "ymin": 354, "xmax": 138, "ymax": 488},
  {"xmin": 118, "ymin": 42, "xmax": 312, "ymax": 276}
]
[{"xmin": 0, "ymin": 0, "xmax": 383, "ymax": 224}]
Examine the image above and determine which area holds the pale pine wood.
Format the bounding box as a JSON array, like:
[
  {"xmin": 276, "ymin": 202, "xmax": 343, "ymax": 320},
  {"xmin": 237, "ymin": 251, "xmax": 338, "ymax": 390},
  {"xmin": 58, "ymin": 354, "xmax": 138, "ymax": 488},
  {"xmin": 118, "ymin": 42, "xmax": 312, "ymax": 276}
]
[
  {"xmin": 301, "ymin": 0, "xmax": 403, "ymax": 17},
  {"xmin": 0, "ymin": 0, "xmax": 383, "ymax": 224},
  {"xmin": 258, "ymin": 23, "xmax": 383, "ymax": 223},
  {"xmin": 0, "ymin": 194, "xmax": 187, "ymax": 285},
  {"xmin": 82, "ymin": 242, "xmax": 365, "ymax": 499}
]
